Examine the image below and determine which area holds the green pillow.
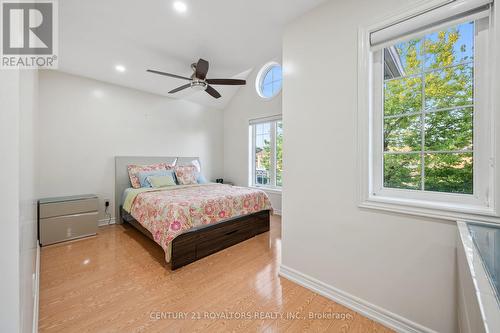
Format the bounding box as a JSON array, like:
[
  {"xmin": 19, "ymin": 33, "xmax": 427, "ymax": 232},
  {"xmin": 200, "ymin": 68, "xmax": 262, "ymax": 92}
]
[{"xmin": 147, "ymin": 175, "xmax": 176, "ymax": 188}]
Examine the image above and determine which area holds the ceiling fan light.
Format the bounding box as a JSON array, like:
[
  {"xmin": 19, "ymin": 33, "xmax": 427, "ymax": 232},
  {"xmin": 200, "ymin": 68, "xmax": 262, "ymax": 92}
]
[
  {"xmin": 173, "ymin": 1, "xmax": 187, "ymax": 14},
  {"xmin": 190, "ymin": 81, "xmax": 207, "ymax": 91},
  {"xmin": 115, "ymin": 64, "xmax": 126, "ymax": 73}
]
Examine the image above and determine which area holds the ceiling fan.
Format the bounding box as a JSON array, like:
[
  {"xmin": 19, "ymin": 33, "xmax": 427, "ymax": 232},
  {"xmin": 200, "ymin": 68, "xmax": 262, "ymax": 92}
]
[{"xmin": 147, "ymin": 58, "xmax": 246, "ymax": 99}]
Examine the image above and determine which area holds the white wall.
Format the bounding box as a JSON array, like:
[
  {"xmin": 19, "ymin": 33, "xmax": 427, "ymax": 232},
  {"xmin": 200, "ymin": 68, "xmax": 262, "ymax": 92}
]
[
  {"xmin": 19, "ymin": 70, "xmax": 39, "ymax": 333},
  {"xmin": 0, "ymin": 69, "xmax": 38, "ymax": 333},
  {"xmin": 38, "ymin": 70, "xmax": 224, "ymax": 221},
  {"xmin": 0, "ymin": 69, "xmax": 21, "ymax": 333},
  {"xmin": 282, "ymin": 1, "xmax": 459, "ymax": 332},
  {"xmin": 223, "ymin": 61, "xmax": 282, "ymax": 214}
]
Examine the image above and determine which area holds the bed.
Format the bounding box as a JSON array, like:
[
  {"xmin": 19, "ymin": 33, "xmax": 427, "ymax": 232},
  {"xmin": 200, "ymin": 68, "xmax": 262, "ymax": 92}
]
[{"xmin": 115, "ymin": 156, "xmax": 272, "ymax": 270}]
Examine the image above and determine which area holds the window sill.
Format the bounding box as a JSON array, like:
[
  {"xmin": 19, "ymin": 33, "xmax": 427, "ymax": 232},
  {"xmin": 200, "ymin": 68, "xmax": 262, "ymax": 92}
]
[
  {"xmin": 359, "ymin": 195, "xmax": 499, "ymax": 224},
  {"xmin": 250, "ymin": 186, "xmax": 282, "ymax": 195}
]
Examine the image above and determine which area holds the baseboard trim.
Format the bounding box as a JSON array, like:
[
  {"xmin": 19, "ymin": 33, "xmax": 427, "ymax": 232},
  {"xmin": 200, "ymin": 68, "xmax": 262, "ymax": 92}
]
[
  {"xmin": 279, "ymin": 265, "xmax": 437, "ymax": 333},
  {"xmin": 98, "ymin": 217, "xmax": 116, "ymax": 227},
  {"xmin": 33, "ymin": 242, "xmax": 40, "ymax": 333},
  {"xmin": 273, "ymin": 209, "xmax": 282, "ymax": 216}
]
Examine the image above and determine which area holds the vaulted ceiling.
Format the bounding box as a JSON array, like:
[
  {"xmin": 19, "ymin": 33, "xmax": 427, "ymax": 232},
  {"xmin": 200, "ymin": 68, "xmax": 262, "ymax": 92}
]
[{"xmin": 57, "ymin": 0, "xmax": 326, "ymax": 109}]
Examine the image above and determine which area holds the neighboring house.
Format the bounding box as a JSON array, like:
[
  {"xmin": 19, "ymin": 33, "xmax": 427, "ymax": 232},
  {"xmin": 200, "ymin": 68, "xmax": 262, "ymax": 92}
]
[{"xmin": 384, "ymin": 46, "xmax": 406, "ymax": 79}]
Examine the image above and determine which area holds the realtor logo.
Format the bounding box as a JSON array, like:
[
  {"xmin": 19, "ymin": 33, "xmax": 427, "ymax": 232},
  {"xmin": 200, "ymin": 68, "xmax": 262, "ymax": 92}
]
[{"xmin": 1, "ymin": 0, "xmax": 58, "ymax": 68}]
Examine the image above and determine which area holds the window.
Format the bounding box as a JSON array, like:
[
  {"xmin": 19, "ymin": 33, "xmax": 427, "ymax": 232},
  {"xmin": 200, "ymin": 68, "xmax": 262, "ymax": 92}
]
[
  {"xmin": 256, "ymin": 62, "xmax": 282, "ymax": 99},
  {"xmin": 383, "ymin": 21, "xmax": 475, "ymax": 194},
  {"xmin": 250, "ymin": 116, "xmax": 282, "ymax": 189},
  {"xmin": 358, "ymin": 1, "xmax": 497, "ymax": 221}
]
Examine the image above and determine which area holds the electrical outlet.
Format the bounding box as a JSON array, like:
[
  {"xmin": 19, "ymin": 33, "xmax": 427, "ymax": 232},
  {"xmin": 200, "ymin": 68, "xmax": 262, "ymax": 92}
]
[{"xmin": 104, "ymin": 199, "xmax": 110, "ymax": 208}]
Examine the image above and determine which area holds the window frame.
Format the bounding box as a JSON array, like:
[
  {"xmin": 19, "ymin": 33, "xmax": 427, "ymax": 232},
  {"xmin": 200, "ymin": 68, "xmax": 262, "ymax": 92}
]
[
  {"xmin": 249, "ymin": 117, "xmax": 283, "ymax": 190},
  {"xmin": 357, "ymin": 2, "xmax": 499, "ymax": 223}
]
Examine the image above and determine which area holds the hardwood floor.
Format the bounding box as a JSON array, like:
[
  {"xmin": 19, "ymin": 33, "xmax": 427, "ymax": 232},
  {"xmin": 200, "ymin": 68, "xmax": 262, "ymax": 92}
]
[{"xmin": 39, "ymin": 215, "xmax": 393, "ymax": 333}]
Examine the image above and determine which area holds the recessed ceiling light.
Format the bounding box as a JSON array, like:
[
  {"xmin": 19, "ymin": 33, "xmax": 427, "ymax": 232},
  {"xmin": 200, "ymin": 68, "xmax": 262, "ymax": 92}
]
[
  {"xmin": 115, "ymin": 64, "xmax": 126, "ymax": 73},
  {"xmin": 91, "ymin": 89, "xmax": 104, "ymax": 98},
  {"xmin": 173, "ymin": 1, "xmax": 187, "ymax": 13}
]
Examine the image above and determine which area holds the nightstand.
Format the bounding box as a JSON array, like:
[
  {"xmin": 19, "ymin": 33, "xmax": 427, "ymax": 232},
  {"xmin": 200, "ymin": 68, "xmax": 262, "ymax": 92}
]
[{"xmin": 38, "ymin": 194, "xmax": 98, "ymax": 246}]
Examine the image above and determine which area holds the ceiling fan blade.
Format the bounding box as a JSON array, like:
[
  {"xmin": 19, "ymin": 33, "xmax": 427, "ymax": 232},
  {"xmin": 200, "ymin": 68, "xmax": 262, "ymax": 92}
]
[
  {"xmin": 147, "ymin": 69, "xmax": 191, "ymax": 81},
  {"xmin": 168, "ymin": 83, "xmax": 191, "ymax": 94},
  {"xmin": 205, "ymin": 85, "xmax": 221, "ymax": 99},
  {"xmin": 195, "ymin": 59, "xmax": 209, "ymax": 80},
  {"xmin": 206, "ymin": 79, "xmax": 246, "ymax": 85}
]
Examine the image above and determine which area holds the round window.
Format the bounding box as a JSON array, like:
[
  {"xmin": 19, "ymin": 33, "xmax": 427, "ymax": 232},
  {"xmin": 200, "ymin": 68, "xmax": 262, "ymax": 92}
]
[{"xmin": 256, "ymin": 62, "xmax": 282, "ymax": 99}]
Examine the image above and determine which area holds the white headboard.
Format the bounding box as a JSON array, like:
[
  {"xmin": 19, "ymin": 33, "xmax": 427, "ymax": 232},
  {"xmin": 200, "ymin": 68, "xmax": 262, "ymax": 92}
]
[{"xmin": 114, "ymin": 156, "xmax": 201, "ymax": 222}]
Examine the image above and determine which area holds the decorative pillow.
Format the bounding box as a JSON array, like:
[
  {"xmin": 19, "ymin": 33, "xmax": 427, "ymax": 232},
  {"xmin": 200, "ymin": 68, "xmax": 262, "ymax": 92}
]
[
  {"xmin": 191, "ymin": 159, "xmax": 201, "ymax": 172},
  {"xmin": 174, "ymin": 165, "xmax": 198, "ymax": 185},
  {"xmin": 127, "ymin": 163, "xmax": 171, "ymax": 188},
  {"xmin": 138, "ymin": 169, "xmax": 175, "ymax": 188},
  {"xmin": 148, "ymin": 175, "xmax": 177, "ymax": 188},
  {"xmin": 196, "ymin": 173, "xmax": 208, "ymax": 184}
]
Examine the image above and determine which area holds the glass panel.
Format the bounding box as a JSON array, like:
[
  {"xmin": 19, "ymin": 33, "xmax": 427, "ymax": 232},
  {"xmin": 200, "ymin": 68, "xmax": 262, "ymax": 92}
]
[
  {"xmin": 382, "ymin": 20, "xmax": 476, "ymax": 195},
  {"xmin": 424, "ymin": 107, "xmax": 473, "ymax": 151},
  {"xmin": 276, "ymin": 121, "xmax": 283, "ymax": 187},
  {"xmin": 255, "ymin": 123, "xmax": 271, "ymax": 186},
  {"xmin": 256, "ymin": 122, "xmax": 270, "ymax": 135},
  {"xmin": 384, "ymin": 38, "xmax": 423, "ymax": 79},
  {"xmin": 262, "ymin": 84, "xmax": 273, "ymax": 98},
  {"xmin": 384, "ymin": 114, "xmax": 421, "ymax": 152},
  {"xmin": 384, "ymin": 76, "xmax": 422, "ymax": 116},
  {"xmin": 272, "ymin": 79, "xmax": 282, "ymax": 95},
  {"xmin": 424, "ymin": 22, "xmax": 474, "ymax": 70},
  {"xmin": 263, "ymin": 69, "xmax": 273, "ymax": 85},
  {"xmin": 260, "ymin": 65, "xmax": 282, "ymax": 98},
  {"xmin": 272, "ymin": 66, "xmax": 282, "ymax": 82},
  {"xmin": 384, "ymin": 154, "xmax": 421, "ymax": 190},
  {"xmin": 424, "ymin": 153, "xmax": 473, "ymax": 194},
  {"xmin": 468, "ymin": 223, "xmax": 500, "ymax": 304},
  {"xmin": 424, "ymin": 63, "xmax": 473, "ymax": 110}
]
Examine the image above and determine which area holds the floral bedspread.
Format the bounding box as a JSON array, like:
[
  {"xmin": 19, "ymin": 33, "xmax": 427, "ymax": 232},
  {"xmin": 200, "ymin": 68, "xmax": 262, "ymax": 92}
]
[{"xmin": 128, "ymin": 184, "xmax": 272, "ymax": 260}]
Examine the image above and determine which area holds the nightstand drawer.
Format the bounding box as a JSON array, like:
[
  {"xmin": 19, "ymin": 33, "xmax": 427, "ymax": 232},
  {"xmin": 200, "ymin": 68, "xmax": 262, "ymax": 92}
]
[
  {"xmin": 40, "ymin": 211, "xmax": 98, "ymax": 245},
  {"xmin": 39, "ymin": 198, "xmax": 98, "ymax": 218}
]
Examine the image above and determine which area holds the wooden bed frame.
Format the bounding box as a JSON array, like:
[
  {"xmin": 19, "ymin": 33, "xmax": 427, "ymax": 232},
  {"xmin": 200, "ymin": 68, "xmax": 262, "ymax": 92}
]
[
  {"xmin": 115, "ymin": 156, "xmax": 271, "ymax": 270},
  {"xmin": 120, "ymin": 208, "xmax": 270, "ymax": 269}
]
